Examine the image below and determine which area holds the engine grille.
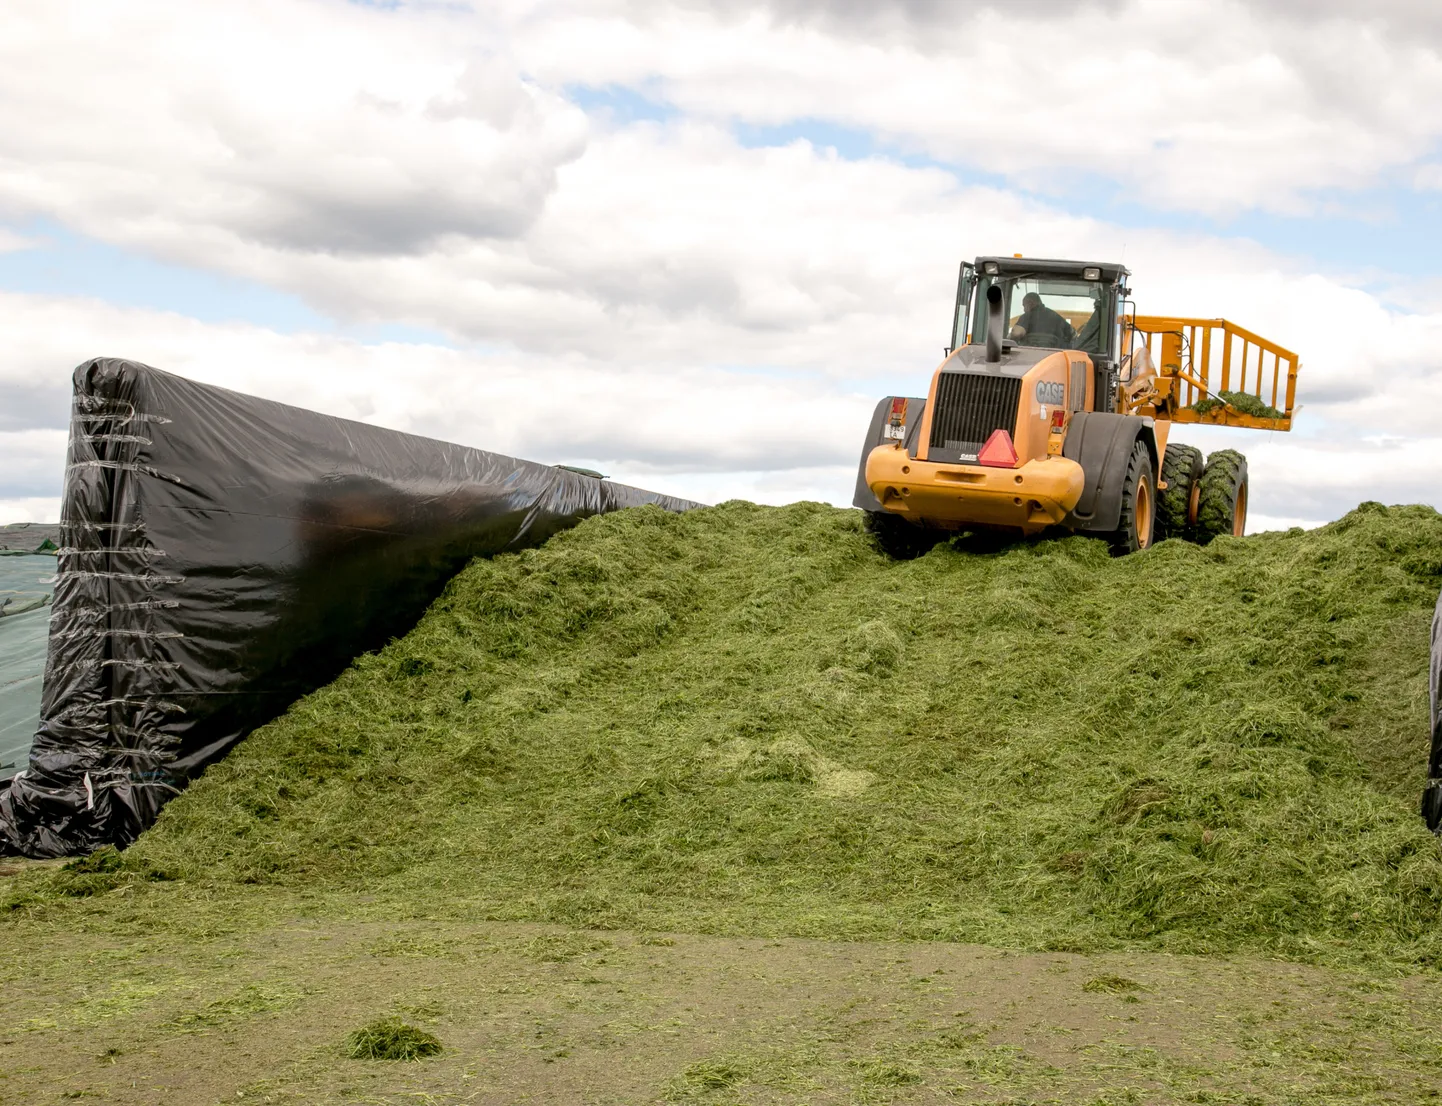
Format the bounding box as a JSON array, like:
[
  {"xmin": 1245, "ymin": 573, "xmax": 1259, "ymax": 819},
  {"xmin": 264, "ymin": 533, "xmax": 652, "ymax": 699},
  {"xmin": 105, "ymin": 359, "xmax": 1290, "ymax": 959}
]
[{"xmin": 928, "ymin": 372, "xmax": 1022, "ymax": 456}]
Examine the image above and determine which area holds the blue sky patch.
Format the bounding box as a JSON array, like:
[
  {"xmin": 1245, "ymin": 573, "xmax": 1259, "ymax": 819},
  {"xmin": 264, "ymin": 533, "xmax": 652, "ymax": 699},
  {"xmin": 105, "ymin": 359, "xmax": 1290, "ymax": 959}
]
[{"xmin": 565, "ymin": 83, "xmax": 677, "ymax": 126}]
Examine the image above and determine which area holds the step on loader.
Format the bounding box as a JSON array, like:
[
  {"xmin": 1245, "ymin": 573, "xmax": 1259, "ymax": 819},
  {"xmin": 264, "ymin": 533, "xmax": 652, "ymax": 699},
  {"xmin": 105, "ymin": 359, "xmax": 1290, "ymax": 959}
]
[{"xmin": 854, "ymin": 255, "xmax": 1300, "ymax": 556}]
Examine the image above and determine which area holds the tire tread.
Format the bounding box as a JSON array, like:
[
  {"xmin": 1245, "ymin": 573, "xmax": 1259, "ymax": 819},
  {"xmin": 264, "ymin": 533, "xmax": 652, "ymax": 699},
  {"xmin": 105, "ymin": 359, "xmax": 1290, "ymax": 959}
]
[
  {"xmin": 1195, "ymin": 449, "xmax": 1248, "ymax": 544},
  {"xmin": 1107, "ymin": 440, "xmax": 1155, "ymax": 556},
  {"xmin": 1158, "ymin": 443, "xmax": 1203, "ymax": 540}
]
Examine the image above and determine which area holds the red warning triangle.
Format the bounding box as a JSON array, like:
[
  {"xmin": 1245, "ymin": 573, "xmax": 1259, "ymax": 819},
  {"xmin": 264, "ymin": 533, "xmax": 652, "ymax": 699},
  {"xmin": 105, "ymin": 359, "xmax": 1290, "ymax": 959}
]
[{"xmin": 977, "ymin": 428, "xmax": 1019, "ymax": 468}]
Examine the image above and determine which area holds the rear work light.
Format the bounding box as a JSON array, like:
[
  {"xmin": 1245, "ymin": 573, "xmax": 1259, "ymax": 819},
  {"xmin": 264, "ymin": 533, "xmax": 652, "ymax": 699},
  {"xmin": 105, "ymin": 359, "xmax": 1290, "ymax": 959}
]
[{"xmin": 977, "ymin": 428, "xmax": 1019, "ymax": 468}]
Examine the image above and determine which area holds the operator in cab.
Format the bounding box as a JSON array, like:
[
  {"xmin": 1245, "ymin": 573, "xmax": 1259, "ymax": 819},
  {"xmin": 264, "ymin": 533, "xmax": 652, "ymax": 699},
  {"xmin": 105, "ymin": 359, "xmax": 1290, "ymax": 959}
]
[{"xmin": 1009, "ymin": 292, "xmax": 1076, "ymax": 348}]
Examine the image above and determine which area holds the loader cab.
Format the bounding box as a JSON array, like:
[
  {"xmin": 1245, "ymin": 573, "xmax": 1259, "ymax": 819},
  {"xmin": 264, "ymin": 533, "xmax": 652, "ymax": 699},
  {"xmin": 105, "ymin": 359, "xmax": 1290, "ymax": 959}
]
[{"xmin": 950, "ymin": 256, "xmax": 1130, "ymax": 408}]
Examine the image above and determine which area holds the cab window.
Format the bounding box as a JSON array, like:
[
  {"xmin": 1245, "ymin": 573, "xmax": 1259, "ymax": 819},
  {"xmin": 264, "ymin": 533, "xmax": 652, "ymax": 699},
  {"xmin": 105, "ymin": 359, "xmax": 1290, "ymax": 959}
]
[{"xmin": 972, "ymin": 277, "xmax": 1115, "ymax": 356}]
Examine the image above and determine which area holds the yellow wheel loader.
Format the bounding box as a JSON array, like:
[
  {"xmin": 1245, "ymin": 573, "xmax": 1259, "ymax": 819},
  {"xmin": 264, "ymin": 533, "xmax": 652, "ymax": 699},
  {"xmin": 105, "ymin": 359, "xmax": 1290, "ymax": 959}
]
[{"xmin": 854, "ymin": 255, "xmax": 1300, "ymax": 556}]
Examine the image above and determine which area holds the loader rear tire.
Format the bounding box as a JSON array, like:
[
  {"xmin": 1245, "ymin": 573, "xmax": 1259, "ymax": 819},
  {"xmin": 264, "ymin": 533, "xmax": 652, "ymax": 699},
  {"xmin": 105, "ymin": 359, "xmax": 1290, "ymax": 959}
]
[
  {"xmin": 1105, "ymin": 440, "xmax": 1157, "ymax": 556},
  {"xmin": 865, "ymin": 511, "xmax": 943, "ymax": 560},
  {"xmin": 1157, "ymin": 443, "xmax": 1203, "ymax": 541},
  {"xmin": 1195, "ymin": 449, "xmax": 1248, "ymax": 543}
]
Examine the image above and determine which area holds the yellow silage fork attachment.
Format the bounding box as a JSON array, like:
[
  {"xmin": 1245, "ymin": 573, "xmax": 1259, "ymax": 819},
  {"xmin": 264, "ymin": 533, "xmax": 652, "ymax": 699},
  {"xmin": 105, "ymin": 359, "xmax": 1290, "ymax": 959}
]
[{"xmin": 1129, "ymin": 316, "xmax": 1300, "ymax": 431}]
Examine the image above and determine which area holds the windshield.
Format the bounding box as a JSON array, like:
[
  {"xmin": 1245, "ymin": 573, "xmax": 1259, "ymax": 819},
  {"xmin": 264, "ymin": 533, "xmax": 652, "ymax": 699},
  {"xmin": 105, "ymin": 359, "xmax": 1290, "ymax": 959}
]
[{"xmin": 971, "ymin": 276, "xmax": 1114, "ymax": 355}]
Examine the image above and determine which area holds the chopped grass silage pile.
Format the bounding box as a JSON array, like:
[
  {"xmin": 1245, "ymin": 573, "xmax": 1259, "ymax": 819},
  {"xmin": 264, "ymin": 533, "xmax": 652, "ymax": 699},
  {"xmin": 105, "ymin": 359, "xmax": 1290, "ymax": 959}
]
[
  {"xmin": 130, "ymin": 501, "xmax": 1442, "ymax": 963},
  {"xmin": 345, "ymin": 1017, "xmax": 442, "ymax": 1061}
]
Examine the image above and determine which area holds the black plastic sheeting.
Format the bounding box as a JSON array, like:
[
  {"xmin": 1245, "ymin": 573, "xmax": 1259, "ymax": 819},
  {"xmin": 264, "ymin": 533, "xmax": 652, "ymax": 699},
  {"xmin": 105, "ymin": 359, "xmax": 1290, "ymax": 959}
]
[
  {"xmin": 0, "ymin": 358, "xmax": 700, "ymax": 857},
  {"xmin": 1424, "ymin": 589, "xmax": 1442, "ymax": 831}
]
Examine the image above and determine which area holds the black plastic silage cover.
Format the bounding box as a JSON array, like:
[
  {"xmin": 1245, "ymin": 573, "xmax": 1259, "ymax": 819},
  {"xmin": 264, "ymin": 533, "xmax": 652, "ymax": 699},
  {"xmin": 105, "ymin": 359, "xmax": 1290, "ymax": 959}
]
[
  {"xmin": 0, "ymin": 358, "xmax": 700, "ymax": 857},
  {"xmin": 1425, "ymin": 589, "xmax": 1442, "ymax": 831}
]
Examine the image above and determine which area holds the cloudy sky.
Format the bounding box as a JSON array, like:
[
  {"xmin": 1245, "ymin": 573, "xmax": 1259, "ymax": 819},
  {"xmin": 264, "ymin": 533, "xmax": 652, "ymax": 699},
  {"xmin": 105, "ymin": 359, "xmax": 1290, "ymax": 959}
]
[{"xmin": 3, "ymin": 0, "xmax": 1442, "ymax": 531}]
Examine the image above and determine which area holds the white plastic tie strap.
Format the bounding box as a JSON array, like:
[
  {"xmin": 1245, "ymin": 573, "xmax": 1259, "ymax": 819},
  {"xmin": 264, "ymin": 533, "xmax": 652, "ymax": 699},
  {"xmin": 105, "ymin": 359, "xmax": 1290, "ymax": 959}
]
[
  {"xmin": 72, "ymin": 397, "xmax": 171, "ymax": 425},
  {"xmin": 48, "ymin": 628, "xmax": 184, "ymax": 641},
  {"xmin": 50, "ymin": 600, "xmax": 182, "ymax": 620},
  {"xmin": 72, "ymin": 412, "xmax": 171, "ymax": 425},
  {"xmin": 66, "ymin": 461, "xmax": 189, "ymax": 487},
  {"xmin": 111, "ymin": 599, "xmax": 181, "ymax": 611},
  {"xmin": 56, "ymin": 548, "xmax": 168, "ymax": 557},
  {"xmin": 77, "ymin": 434, "xmax": 153, "ymax": 445},
  {"xmin": 51, "ymin": 659, "xmax": 183, "ymax": 673},
  {"xmin": 49, "ymin": 698, "xmax": 187, "ymax": 723},
  {"xmin": 97, "ymin": 697, "xmax": 187, "ymax": 713},
  {"xmin": 83, "ymin": 773, "xmax": 94, "ymax": 811}
]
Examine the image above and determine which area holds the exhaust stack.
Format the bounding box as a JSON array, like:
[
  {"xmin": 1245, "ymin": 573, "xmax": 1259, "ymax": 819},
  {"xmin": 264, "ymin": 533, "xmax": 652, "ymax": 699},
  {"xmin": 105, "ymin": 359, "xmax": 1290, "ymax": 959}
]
[{"xmin": 985, "ymin": 284, "xmax": 1005, "ymax": 363}]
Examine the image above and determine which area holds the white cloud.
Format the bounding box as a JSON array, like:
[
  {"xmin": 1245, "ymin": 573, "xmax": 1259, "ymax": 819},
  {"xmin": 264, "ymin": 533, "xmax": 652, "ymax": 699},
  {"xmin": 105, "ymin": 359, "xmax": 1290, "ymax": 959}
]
[
  {"xmin": 1247, "ymin": 512, "xmax": 1327, "ymax": 534},
  {"xmin": 0, "ymin": 428, "xmax": 68, "ymax": 501},
  {"xmin": 5, "ymin": 0, "xmax": 1440, "ymax": 319},
  {"xmin": 264, "ymin": 123, "xmax": 983, "ymax": 368},
  {"xmin": 0, "ymin": 498, "xmax": 60, "ymax": 526},
  {"xmin": 509, "ymin": 0, "xmax": 1442, "ymax": 215},
  {"xmin": 641, "ymin": 0, "xmax": 1442, "ymax": 49},
  {"xmin": 0, "ymin": 0, "xmax": 587, "ymax": 256},
  {"xmin": 3, "ymin": 0, "xmax": 1439, "ymax": 364},
  {"xmin": 2, "ymin": 0, "xmax": 1441, "ymax": 536},
  {"xmin": 0, "ymin": 292, "xmax": 874, "ymax": 506}
]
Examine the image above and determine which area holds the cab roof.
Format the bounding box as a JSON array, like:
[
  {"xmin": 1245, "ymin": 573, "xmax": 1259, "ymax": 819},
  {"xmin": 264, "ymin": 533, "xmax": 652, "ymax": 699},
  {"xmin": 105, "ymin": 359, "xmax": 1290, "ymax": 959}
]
[{"xmin": 974, "ymin": 256, "xmax": 1129, "ymax": 283}]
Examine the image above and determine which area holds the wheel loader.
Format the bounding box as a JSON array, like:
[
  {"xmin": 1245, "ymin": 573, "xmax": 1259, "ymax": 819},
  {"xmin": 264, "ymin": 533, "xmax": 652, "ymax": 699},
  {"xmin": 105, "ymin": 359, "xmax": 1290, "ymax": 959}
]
[{"xmin": 854, "ymin": 255, "xmax": 1300, "ymax": 556}]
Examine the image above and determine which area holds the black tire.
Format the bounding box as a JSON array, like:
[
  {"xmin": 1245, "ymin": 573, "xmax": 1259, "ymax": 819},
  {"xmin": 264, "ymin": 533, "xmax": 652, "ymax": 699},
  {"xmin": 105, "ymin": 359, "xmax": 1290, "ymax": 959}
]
[
  {"xmin": 1105, "ymin": 440, "xmax": 1157, "ymax": 556},
  {"xmin": 1157, "ymin": 443, "xmax": 1203, "ymax": 541},
  {"xmin": 865, "ymin": 511, "xmax": 943, "ymax": 560},
  {"xmin": 1195, "ymin": 450, "xmax": 1248, "ymax": 544}
]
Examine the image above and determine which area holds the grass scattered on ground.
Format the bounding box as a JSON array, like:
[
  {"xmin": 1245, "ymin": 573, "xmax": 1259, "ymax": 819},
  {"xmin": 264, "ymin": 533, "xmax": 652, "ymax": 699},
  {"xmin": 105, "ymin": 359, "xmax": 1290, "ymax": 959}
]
[
  {"xmin": 1081, "ymin": 974, "xmax": 1144, "ymax": 995},
  {"xmin": 679, "ymin": 1057, "xmax": 750, "ymax": 1090}
]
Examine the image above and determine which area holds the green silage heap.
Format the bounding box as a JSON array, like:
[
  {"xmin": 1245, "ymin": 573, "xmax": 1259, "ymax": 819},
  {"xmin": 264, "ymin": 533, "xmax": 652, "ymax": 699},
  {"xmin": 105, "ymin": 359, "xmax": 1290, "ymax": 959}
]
[{"xmin": 132, "ymin": 501, "xmax": 1442, "ymax": 964}]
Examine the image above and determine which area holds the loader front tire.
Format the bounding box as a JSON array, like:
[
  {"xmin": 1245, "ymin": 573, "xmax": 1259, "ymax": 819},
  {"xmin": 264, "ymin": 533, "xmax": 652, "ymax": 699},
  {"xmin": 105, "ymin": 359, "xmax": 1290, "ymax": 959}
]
[
  {"xmin": 1157, "ymin": 443, "xmax": 1203, "ymax": 541},
  {"xmin": 1195, "ymin": 449, "xmax": 1248, "ymax": 543},
  {"xmin": 865, "ymin": 511, "xmax": 942, "ymax": 560},
  {"xmin": 1105, "ymin": 440, "xmax": 1157, "ymax": 556}
]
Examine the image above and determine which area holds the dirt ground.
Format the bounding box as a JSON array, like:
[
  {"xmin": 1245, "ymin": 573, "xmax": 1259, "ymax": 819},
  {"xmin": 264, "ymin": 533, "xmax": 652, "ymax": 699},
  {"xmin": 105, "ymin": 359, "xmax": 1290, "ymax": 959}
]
[{"xmin": 1, "ymin": 915, "xmax": 1438, "ymax": 1105}]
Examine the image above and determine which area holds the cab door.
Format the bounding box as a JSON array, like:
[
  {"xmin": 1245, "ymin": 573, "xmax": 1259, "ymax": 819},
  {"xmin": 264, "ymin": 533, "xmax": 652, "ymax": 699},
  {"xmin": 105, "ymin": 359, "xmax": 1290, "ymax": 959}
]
[{"xmin": 948, "ymin": 262, "xmax": 976, "ymax": 354}]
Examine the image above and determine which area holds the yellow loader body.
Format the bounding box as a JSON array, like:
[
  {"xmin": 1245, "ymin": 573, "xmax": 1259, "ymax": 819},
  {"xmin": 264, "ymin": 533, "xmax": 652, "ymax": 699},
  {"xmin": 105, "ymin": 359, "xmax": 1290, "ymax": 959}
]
[{"xmin": 864, "ymin": 346, "xmax": 1091, "ymax": 533}]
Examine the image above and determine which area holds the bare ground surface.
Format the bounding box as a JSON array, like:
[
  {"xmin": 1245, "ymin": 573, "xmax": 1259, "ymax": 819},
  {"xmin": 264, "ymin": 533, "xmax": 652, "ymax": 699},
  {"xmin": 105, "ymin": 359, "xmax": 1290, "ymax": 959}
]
[{"xmin": 0, "ymin": 916, "xmax": 1439, "ymax": 1105}]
